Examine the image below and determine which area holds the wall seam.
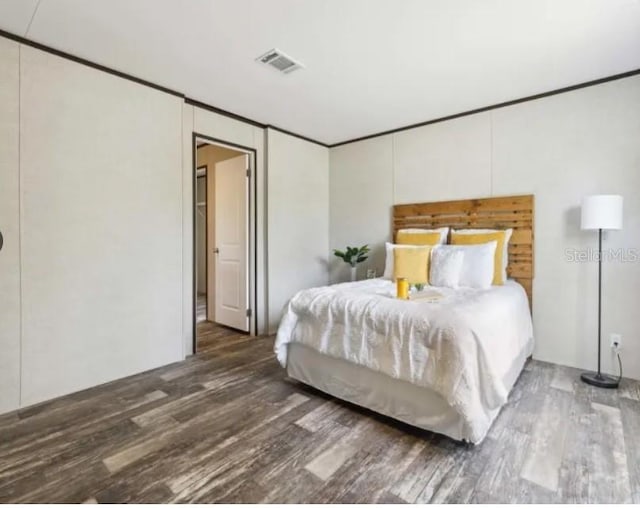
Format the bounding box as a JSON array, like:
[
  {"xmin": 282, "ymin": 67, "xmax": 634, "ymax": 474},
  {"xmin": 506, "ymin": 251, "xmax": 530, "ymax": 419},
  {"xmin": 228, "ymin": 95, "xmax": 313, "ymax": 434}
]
[
  {"xmin": 189, "ymin": 108, "xmax": 195, "ymax": 353},
  {"xmin": 489, "ymin": 111, "xmax": 494, "ymax": 195},
  {"xmin": 263, "ymin": 128, "xmax": 269, "ymax": 334},
  {"xmin": 264, "ymin": 128, "xmax": 270, "ymax": 332},
  {"xmin": 326, "ymin": 144, "xmax": 330, "ymax": 285},
  {"xmin": 180, "ymin": 100, "xmax": 184, "ymax": 358},
  {"xmin": 327, "ymin": 141, "xmax": 332, "ymax": 282},
  {"xmin": 17, "ymin": 43, "xmax": 23, "ymax": 407},
  {"xmin": 391, "ymin": 134, "xmax": 396, "ymax": 206}
]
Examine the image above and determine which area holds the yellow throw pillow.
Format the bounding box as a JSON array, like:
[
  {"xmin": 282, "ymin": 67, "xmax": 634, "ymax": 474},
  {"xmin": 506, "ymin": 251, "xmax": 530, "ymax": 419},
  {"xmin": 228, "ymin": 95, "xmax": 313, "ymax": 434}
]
[
  {"xmin": 393, "ymin": 246, "xmax": 432, "ymax": 284},
  {"xmin": 396, "ymin": 231, "xmax": 442, "ymax": 246},
  {"xmin": 451, "ymin": 231, "xmax": 507, "ymax": 285}
]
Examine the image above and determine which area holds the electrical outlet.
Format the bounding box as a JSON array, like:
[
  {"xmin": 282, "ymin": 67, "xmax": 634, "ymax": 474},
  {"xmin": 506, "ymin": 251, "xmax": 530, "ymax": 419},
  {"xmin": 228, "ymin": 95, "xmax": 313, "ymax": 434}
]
[{"xmin": 610, "ymin": 333, "xmax": 622, "ymax": 351}]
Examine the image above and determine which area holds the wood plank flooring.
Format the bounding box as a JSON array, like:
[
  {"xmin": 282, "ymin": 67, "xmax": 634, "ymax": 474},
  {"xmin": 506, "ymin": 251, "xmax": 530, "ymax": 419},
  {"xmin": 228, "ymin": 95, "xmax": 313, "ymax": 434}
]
[
  {"xmin": 196, "ymin": 294, "xmax": 207, "ymax": 324},
  {"xmin": 1, "ymin": 328, "xmax": 639, "ymax": 503}
]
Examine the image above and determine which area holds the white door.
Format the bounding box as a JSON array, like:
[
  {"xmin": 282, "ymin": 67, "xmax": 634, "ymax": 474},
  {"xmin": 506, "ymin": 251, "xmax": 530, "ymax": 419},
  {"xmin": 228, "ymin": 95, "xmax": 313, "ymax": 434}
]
[{"xmin": 214, "ymin": 154, "xmax": 249, "ymax": 331}]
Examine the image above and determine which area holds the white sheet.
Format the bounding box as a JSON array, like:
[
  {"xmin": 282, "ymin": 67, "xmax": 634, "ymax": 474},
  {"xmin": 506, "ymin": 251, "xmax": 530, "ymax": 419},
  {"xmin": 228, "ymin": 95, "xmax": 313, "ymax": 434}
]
[{"xmin": 275, "ymin": 279, "xmax": 534, "ymax": 443}]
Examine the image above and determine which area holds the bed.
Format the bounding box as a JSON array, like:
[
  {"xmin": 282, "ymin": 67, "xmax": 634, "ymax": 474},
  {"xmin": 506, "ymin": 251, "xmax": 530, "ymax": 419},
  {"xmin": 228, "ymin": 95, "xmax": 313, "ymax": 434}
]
[{"xmin": 275, "ymin": 195, "xmax": 535, "ymax": 444}]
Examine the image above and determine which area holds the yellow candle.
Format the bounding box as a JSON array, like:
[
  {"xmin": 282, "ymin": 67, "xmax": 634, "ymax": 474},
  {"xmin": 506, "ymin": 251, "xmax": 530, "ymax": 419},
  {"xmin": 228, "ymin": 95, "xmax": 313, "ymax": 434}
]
[{"xmin": 396, "ymin": 278, "xmax": 409, "ymax": 299}]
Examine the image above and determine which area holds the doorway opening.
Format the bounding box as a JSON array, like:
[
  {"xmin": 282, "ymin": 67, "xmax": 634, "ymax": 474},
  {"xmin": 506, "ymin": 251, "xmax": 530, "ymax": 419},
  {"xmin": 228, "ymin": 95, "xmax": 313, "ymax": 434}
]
[{"xmin": 193, "ymin": 135, "xmax": 255, "ymax": 353}]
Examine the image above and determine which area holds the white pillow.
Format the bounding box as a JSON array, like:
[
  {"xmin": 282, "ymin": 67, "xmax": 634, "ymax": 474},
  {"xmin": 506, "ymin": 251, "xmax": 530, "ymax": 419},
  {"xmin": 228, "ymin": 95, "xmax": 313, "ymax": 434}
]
[
  {"xmin": 397, "ymin": 227, "xmax": 449, "ymax": 245},
  {"xmin": 382, "ymin": 242, "xmax": 428, "ymax": 279},
  {"xmin": 452, "ymin": 228, "xmax": 512, "ymax": 283},
  {"xmin": 430, "ymin": 247, "xmax": 464, "ymax": 288},
  {"xmin": 435, "ymin": 241, "xmax": 497, "ymax": 289}
]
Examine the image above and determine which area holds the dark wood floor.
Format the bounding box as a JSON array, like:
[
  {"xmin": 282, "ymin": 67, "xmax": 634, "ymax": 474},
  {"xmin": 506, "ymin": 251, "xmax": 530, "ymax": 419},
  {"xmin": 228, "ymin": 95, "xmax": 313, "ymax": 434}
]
[
  {"xmin": 0, "ymin": 327, "xmax": 639, "ymax": 503},
  {"xmin": 196, "ymin": 293, "xmax": 207, "ymax": 325}
]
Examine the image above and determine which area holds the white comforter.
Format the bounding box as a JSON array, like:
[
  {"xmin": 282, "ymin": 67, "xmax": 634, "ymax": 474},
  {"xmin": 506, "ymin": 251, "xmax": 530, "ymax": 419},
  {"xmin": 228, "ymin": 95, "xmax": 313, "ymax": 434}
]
[{"xmin": 275, "ymin": 279, "xmax": 534, "ymax": 443}]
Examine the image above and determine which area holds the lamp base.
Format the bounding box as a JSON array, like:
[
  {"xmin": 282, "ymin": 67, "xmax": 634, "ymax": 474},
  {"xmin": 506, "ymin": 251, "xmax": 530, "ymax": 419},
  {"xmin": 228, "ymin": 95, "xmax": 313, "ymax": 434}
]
[{"xmin": 580, "ymin": 371, "xmax": 619, "ymax": 389}]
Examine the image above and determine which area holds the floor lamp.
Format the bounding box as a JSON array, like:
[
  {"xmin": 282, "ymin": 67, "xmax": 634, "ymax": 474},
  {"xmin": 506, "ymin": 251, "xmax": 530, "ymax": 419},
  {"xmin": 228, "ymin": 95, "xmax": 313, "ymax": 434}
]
[{"xmin": 580, "ymin": 194, "xmax": 623, "ymax": 389}]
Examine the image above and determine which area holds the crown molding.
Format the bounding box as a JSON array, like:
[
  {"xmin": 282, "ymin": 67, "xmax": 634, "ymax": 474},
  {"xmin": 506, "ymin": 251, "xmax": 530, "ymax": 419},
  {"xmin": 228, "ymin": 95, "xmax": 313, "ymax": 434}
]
[
  {"xmin": 329, "ymin": 67, "xmax": 640, "ymax": 147},
  {"xmin": 0, "ymin": 28, "xmax": 328, "ymax": 148},
  {"xmin": 2, "ymin": 28, "xmax": 638, "ymax": 150}
]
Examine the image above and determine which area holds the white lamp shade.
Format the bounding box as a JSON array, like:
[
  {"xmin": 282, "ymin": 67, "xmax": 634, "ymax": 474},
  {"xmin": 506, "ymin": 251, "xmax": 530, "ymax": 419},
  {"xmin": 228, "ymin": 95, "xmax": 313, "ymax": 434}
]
[{"xmin": 581, "ymin": 195, "xmax": 623, "ymax": 230}]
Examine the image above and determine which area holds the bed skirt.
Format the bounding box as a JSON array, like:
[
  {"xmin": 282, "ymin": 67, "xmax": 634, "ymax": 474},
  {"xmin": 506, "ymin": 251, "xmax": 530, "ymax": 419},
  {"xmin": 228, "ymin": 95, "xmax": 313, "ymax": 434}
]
[{"xmin": 286, "ymin": 338, "xmax": 531, "ymax": 443}]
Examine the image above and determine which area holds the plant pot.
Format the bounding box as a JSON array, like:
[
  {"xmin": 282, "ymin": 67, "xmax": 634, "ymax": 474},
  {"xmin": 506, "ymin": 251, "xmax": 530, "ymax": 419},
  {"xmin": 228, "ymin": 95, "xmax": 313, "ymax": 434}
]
[{"xmin": 350, "ymin": 266, "xmax": 357, "ymax": 282}]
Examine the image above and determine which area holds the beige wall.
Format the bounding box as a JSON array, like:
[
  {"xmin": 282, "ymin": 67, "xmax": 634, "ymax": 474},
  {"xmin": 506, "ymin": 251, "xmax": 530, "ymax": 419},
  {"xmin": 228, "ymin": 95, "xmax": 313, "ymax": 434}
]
[
  {"xmin": 0, "ymin": 36, "xmax": 277, "ymax": 413},
  {"xmin": 8, "ymin": 28, "xmax": 634, "ymax": 411},
  {"xmin": 329, "ymin": 135, "xmax": 393, "ymax": 283},
  {"xmin": 329, "ymin": 75, "xmax": 640, "ymax": 380},
  {"xmin": 267, "ymin": 128, "xmax": 330, "ymax": 332},
  {"xmin": 18, "ymin": 45, "xmax": 184, "ymax": 406},
  {"xmin": 0, "ymin": 37, "xmax": 20, "ymax": 413}
]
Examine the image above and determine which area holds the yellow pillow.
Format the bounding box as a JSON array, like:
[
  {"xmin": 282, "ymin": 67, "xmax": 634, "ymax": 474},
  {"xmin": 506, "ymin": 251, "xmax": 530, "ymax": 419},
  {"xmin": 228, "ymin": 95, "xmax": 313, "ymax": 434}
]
[
  {"xmin": 396, "ymin": 231, "xmax": 442, "ymax": 246},
  {"xmin": 393, "ymin": 246, "xmax": 432, "ymax": 284},
  {"xmin": 451, "ymin": 231, "xmax": 507, "ymax": 285}
]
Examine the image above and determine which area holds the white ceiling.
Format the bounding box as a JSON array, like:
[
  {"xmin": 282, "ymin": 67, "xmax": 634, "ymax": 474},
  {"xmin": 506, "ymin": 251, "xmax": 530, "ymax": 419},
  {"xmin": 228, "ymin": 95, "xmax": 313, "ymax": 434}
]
[{"xmin": 1, "ymin": 0, "xmax": 639, "ymax": 145}]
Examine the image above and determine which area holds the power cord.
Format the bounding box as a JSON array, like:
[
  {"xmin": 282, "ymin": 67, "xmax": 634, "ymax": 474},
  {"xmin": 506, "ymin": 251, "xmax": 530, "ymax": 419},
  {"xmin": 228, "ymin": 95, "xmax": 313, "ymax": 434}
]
[{"xmin": 617, "ymin": 352, "xmax": 623, "ymax": 384}]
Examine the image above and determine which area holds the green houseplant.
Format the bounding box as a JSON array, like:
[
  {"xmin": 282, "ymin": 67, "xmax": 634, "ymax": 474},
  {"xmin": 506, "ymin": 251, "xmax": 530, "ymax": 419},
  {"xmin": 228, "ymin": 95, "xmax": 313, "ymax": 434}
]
[{"xmin": 333, "ymin": 245, "xmax": 370, "ymax": 282}]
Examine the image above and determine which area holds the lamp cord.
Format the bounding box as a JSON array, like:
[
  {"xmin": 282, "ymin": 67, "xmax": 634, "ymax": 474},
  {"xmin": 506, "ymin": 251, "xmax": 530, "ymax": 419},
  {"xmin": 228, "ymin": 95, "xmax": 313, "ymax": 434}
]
[{"xmin": 617, "ymin": 352, "xmax": 623, "ymax": 384}]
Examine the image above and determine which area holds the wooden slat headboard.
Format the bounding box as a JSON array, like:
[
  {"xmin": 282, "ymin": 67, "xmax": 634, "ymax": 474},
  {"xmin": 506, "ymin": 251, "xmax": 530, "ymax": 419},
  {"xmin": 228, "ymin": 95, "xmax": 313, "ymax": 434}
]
[{"xmin": 393, "ymin": 195, "xmax": 534, "ymax": 306}]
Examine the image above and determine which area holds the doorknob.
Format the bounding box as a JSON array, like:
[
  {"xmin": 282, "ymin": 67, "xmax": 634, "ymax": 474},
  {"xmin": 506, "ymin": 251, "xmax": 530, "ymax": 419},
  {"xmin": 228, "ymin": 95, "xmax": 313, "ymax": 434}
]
[{"xmin": 214, "ymin": 247, "xmax": 219, "ymax": 254}]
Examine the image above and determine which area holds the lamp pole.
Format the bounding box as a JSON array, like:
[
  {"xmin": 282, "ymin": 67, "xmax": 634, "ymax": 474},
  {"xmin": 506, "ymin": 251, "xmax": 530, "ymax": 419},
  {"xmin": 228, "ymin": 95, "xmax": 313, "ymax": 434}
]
[
  {"xmin": 597, "ymin": 227, "xmax": 602, "ymax": 376},
  {"xmin": 580, "ymin": 226, "xmax": 619, "ymax": 388}
]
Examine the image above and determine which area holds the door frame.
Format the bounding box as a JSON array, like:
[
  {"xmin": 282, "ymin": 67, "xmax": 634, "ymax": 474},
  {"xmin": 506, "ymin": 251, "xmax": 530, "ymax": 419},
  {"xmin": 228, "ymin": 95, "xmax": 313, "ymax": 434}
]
[{"xmin": 192, "ymin": 132, "xmax": 257, "ymax": 353}]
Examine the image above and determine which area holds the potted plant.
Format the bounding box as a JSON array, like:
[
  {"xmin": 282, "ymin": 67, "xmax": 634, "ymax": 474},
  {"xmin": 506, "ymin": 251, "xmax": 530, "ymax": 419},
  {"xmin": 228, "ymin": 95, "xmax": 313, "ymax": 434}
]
[{"xmin": 333, "ymin": 245, "xmax": 370, "ymax": 282}]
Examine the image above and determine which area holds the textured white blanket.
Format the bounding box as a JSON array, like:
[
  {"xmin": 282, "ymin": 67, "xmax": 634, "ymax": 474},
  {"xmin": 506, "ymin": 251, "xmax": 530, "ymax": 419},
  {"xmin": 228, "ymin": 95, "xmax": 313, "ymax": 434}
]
[{"xmin": 275, "ymin": 279, "xmax": 534, "ymax": 443}]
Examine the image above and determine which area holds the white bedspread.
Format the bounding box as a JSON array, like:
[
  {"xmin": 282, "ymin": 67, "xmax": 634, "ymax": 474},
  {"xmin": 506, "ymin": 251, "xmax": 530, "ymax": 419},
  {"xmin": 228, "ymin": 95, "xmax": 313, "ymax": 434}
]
[{"xmin": 275, "ymin": 279, "xmax": 534, "ymax": 443}]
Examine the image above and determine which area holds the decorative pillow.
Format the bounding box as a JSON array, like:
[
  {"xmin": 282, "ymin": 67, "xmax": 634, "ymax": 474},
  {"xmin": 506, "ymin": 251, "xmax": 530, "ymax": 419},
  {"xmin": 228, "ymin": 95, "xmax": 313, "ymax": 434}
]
[
  {"xmin": 393, "ymin": 246, "xmax": 432, "ymax": 284},
  {"xmin": 436, "ymin": 242, "xmax": 497, "ymax": 289},
  {"xmin": 430, "ymin": 247, "xmax": 464, "ymax": 288},
  {"xmin": 451, "ymin": 230, "xmax": 512, "ymax": 285},
  {"xmin": 383, "ymin": 242, "xmax": 434, "ymax": 279},
  {"xmin": 452, "ymin": 228, "xmax": 512, "ymax": 281},
  {"xmin": 396, "ymin": 227, "xmax": 448, "ymax": 245}
]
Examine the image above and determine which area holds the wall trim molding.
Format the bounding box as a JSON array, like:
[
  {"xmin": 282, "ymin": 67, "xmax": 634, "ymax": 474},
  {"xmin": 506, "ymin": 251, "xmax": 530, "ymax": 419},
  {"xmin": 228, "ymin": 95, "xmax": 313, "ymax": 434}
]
[
  {"xmin": 0, "ymin": 27, "xmax": 184, "ymax": 98},
  {"xmin": 329, "ymin": 67, "xmax": 640, "ymax": 147},
  {"xmin": 266, "ymin": 125, "xmax": 329, "ymax": 148},
  {"xmin": 185, "ymin": 98, "xmax": 328, "ymax": 147},
  {"xmin": 2, "ymin": 27, "xmax": 639, "ymax": 150},
  {"xmin": 185, "ymin": 97, "xmax": 262, "ymax": 129},
  {"xmin": 0, "ymin": 28, "xmax": 329, "ymax": 148}
]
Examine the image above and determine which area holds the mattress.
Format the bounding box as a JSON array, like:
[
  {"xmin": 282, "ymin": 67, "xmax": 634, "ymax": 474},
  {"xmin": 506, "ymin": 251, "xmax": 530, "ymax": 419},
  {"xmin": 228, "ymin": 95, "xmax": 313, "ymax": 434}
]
[{"xmin": 275, "ymin": 278, "xmax": 534, "ymax": 443}]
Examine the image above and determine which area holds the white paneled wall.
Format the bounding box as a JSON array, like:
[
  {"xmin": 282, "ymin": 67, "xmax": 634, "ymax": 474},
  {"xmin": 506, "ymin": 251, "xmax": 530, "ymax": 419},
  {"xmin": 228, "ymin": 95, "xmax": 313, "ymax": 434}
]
[
  {"xmin": 329, "ymin": 136, "xmax": 393, "ymax": 283},
  {"xmin": 19, "ymin": 46, "xmax": 184, "ymax": 406},
  {"xmin": 267, "ymin": 128, "xmax": 330, "ymax": 332},
  {"xmin": 193, "ymin": 107, "xmax": 256, "ymax": 150},
  {"xmin": 491, "ymin": 78, "xmax": 640, "ymax": 380},
  {"xmin": 0, "ymin": 39, "xmax": 276, "ymax": 412},
  {"xmin": 0, "ymin": 33, "xmax": 325, "ymax": 413},
  {"xmin": 0, "ymin": 38, "xmax": 20, "ymax": 413},
  {"xmin": 393, "ymin": 113, "xmax": 492, "ymax": 204},
  {"xmin": 182, "ymin": 103, "xmax": 195, "ymax": 356},
  {"xmin": 329, "ymin": 75, "xmax": 640, "ymax": 380},
  {"xmin": 1, "ymin": 34, "xmax": 637, "ymax": 414}
]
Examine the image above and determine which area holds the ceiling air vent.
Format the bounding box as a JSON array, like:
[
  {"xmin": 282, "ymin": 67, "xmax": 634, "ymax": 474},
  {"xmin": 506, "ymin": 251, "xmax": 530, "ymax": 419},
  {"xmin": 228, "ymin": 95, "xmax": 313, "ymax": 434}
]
[{"xmin": 256, "ymin": 49, "xmax": 303, "ymax": 74}]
